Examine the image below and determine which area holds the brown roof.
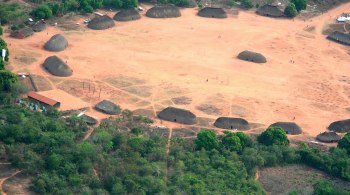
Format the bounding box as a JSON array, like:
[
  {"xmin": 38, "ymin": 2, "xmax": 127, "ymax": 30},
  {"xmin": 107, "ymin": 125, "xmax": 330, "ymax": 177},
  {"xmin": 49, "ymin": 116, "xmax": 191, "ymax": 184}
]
[{"xmin": 27, "ymin": 91, "xmax": 59, "ymax": 106}]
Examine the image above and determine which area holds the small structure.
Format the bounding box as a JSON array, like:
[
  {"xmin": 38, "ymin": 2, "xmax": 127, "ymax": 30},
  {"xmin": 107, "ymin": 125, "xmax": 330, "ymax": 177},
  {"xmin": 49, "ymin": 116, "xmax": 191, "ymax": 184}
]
[
  {"xmin": 316, "ymin": 131, "xmax": 341, "ymax": 143},
  {"xmin": 268, "ymin": 122, "xmax": 302, "ymax": 135},
  {"xmin": 257, "ymin": 4, "xmax": 284, "ymax": 17},
  {"xmin": 27, "ymin": 91, "xmax": 60, "ymax": 107},
  {"xmin": 32, "ymin": 21, "xmax": 46, "ymax": 32},
  {"xmin": 238, "ymin": 50, "xmax": 267, "ymax": 63},
  {"xmin": 44, "ymin": 34, "xmax": 68, "ymax": 52},
  {"xmin": 10, "ymin": 27, "xmax": 34, "ymax": 39},
  {"xmin": 328, "ymin": 119, "xmax": 350, "ymax": 133},
  {"xmin": 146, "ymin": 5, "xmax": 181, "ymax": 18},
  {"xmin": 214, "ymin": 117, "xmax": 250, "ymax": 130},
  {"xmin": 87, "ymin": 15, "xmax": 115, "ymax": 30},
  {"xmin": 113, "ymin": 9, "xmax": 141, "ymax": 21},
  {"xmin": 42, "ymin": 56, "xmax": 73, "ymax": 77},
  {"xmin": 158, "ymin": 107, "xmax": 197, "ymax": 125},
  {"xmin": 198, "ymin": 7, "xmax": 227, "ymax": 18},
  {"xmin": 95, "ymin": 100, "xmax": 121, "ymax": 115},
  {"xmin": 327, "ymin": 31, "xmax": 350, "ymax": 46},
  {"xmin": 81, "ymin": 114, "xmax": 98, "ymax": 125}
]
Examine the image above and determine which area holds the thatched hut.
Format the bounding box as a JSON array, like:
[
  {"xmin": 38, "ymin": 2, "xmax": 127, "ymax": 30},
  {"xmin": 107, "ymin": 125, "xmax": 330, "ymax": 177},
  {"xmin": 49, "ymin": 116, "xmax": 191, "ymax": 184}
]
[
  {"xmin": 257, "ymin": 4, "xmax": 284, "ymax": 17},
  {"xmin": 146, "ymin": 5, "xmax": 181, "ymax": 18},
  {"xmin": 32, "ymin": 21, "xmax": 46, "ymax": 32},
  {"xmin": 44, "ymin": 34, "xmax": 68, "ymax": 52},
  {"xmin": 198, "ymin": 7, "xmax": 227, "ymax": 18},
  {"xmin": 95, "ymin": 100, "xmax": 121, "ymax": 115},
  {"xmin": 238, "ymin": 50, "xmax": 267, "ymax": 63},
  {"xmin": 327, "ymin": 31, "xmax": 350, "ymax": 46},
  {"xmin": 316, "ymin": 131, "xmax": 341, "ymax": 143},
  {"xmin": 42, "ymin": 56, "xmax": 72, "ymax": 77},
  {"xmin": 328, "ymin": 119, "xmax": 350, "ymax": 133},
  {"xmin": 158, "ymin": 107, "xmax": 197, "ymax": 125},
  {"xmin": 214, "ymin": 117, "xmax": 250, "ymax": 130},
  {"xmin": 10, "ymin": 27, "xmax": 34, "ymax": 39},
  {"xmin": 81, "ymin": 114, "xmax": 98, "ymax": 125},
  {"xmin": 113, "ymin": 9, "xmax": 141, "ymax": 21},
  {"xmin": 268, "ymin": 122, "xmax": 302, "ymax": 135},
  {"xmin": 87, "ymin": 15, "xmax": 115, "ymax": 30}
]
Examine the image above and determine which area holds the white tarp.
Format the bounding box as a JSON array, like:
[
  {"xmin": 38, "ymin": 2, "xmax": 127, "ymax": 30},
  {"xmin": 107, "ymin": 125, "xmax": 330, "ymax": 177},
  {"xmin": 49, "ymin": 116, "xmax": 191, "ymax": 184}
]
[{"xmin": 1, "ymin": 49, "xmax": 5, "ymax": 61}]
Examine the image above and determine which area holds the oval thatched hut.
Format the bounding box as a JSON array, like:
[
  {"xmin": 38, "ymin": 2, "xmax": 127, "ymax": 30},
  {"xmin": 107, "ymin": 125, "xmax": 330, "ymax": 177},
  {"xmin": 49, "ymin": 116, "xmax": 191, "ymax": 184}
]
[
  {"xmin": 316, "ymin": 131, "xmax": 341, "ymax": 143},
  {"xmin": 268, "ymin": 122, "xmax": 302, "ymax": 135},
  {"xmin": 328, "ymin": 119, "xmax": 350, "ymax": 133},
  {"xmin": 44, "ymin": 34, "xmax": 68, "ymax": 52},
  {"xmin": 113, "ymin": 9, "xmax": 141, "ymax": 21},
  {"xmin": 10, "ymin": 27, "xmax": 34, "ymax": 39},
  {"xmin": 32, "ymin": 21, "xmax": 46, "ymax": 32},
  {"xmin": 198, "ymin": 7, "xmax": 227, "ymax": 18},
  {"xmin": 87, "ymin": 15, "xmax": 115, "ymax": 30},
  {"xmin": 327, "ymin": 31, "xmax": 350, "ymax": 46},
  {"xmin": 146, "ymin": 5, "xmax": 181, "ymax": 18},
  {"xmin": 81, "ymin": 114, "xmax": 98, "ymax": 125},
  {"xmin": 42, "ymin": 56, "xmax": 72, "ymax": 77},
  {"xmin": 95, "ymin": 100, "xmax": 121, "ymax": 115},
  {"xmin": 238, "ymin": 50, "xmax": 267, "ymax": 63},
  {"xmin": 257, "ymin": 4, "xmax": 284, "ymax": 17},
  {"xmin": 214, "ymin": 117, "xmax": 250, "ymax": 130},
  {"xmin": 158, "ymin": 107, "xmax": 197, "ymax": 125}
]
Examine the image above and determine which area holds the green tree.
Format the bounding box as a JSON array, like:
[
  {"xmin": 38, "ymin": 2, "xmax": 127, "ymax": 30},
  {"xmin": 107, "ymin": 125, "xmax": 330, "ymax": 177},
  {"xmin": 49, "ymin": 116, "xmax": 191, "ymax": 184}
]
[
  {"xmin": 0, "ymin": 25, "xmax": 3, "ymax": 36},
  {"xmin": 0, "ymin": 38, "xmax": 9, "ymax": 61},
  {"xmin": 257, "ymin": 127, "xmax": 289, "ymax": 146},
  {"xmin": 32, "ymin": 4, "xmax": 53, "ymax": 19},
  {"xmin": 195, "ymin": 130, "xmax": 219, "ymax": 150},
  {"xmin": 241, "ymin": 0, "xmax": 254, "ymax": 9},
  {"xmin": 290, "ymin": 0, "xmax": 307, "ymax": 12},
  {"xmin": 0, "ymin": 70, "xmax": 18, "ymax": 91},
  {"xmin": 0, "ymin": 59, "xmax": 4, "ymax": 70},
  {"xmin": 222, "ymin": 132, "xmax": 242, "ymax": 152},
  {"xmin": 284, "ymin": 3, "xmax": 298, "ymax": 18},
  {"xmin": 338, "ymin": 133, "xmax": 350, "ymax": 154}
]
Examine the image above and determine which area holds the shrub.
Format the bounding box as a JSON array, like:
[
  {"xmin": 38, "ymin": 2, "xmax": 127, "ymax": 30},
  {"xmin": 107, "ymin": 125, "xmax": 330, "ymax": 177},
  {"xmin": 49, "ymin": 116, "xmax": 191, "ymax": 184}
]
[
  {"xmin": 241, "ymin": 0, "xmax": 254, "ymax": 9},
  {"xmin": 290, "ymin": 0, "xmax": 307, "ymax": 12},
  {"xmin": 32, "ymin": 4, "xmax": 53, "ymax": 19},
  {"xmin": 257, "ymin": 127, "xmax": 289, "ymax": 146},
  {"xmin": 338, "ymin": 133, "xmax": 350, "ymax": 154},
  {"xmin": 0, "ymin": 59, "xmax": 5, "ymax": 70},
  {"xmin": 0, "ymin": 26, "xmax": 3, "ymax": 36},
  {"xmin": 284, "ymin": 3, "xmax": 298, "ymax": 18},
  {"xmin": 195, "ymin": 130, "xmax": 219, "ymax": 150}
]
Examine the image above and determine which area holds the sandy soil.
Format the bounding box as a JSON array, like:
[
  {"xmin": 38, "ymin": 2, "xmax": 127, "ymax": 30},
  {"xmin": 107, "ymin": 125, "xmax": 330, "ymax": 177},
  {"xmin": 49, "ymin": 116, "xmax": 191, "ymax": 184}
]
[{"xmin": 5, "ymin": 4, "xmax": 350, "ymax": 138}]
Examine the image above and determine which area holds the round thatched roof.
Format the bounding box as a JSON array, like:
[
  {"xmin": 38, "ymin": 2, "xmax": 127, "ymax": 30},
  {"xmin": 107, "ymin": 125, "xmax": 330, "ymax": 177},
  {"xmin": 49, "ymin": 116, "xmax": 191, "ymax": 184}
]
[
  {"xmin": 238, "ymin": 50, "xmax": 267, "ymax": 63},
  {"xmin": 44, "ymin": 34, "xmax": 68, "ymax": 52},
  {"xmin": 42, "ymin": 56, "xmax": 72, "ymax": 77},
  {"xmin": 95, "ymin": 100, "xmax": 121, "ymax": 115},
  {"xmin": 316, "ymin": 131, "xmax": 341, "ymax": 143},
  {"xmin": 214, "ymin": 117, "xmax": 250, "ymax": 130},
  {"xmin": 113, "ymin": 9, "xmax": 141, "ymax": 21},
  {"xmin": 10, "ymin": 27, "xmax": 34, "ymax": 39},
  {"xmin": 32, "ymin": 21, "xmax": 46, "ymax": 32},
  {"xmin": 158, "ymin": 107, "xmax": 197, "ymax": 125},
  {"xmin": 268, "ymin": 122, "xmax": 302, "ymax": 135},
  {"xmin": 146, "ymin": 5, "xmax": 181, "ymax": 18},
  {"xmin": 81, "ymin": 114, "xmax": 98, "ymax": 125},
  {"xmin": 328, "ymin": 119, "xmax": 350, "ymax": 133},
  {"xmin": 87, "ymin": 15, "xmax": 115, "ymax": 30},
  {"xmin": 256, "ymin": 4, "xmax": 284, "ymax": 17},
  {"xmin": 198, "ymin": 7, "xmax": 227, "ymax": 18}
]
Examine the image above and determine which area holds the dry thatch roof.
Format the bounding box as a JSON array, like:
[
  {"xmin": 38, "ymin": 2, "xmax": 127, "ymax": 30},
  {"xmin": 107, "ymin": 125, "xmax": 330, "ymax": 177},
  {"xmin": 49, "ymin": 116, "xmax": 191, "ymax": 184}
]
[
  {"xmin": 44, "ymin": 34, "xmax": 68, "ymax": 52},
  {"xmin": 238, "ymin": 50, "xmax": 267, "ymax": 63},
  {"xmin": 10, "ymin": 27, "xmax": 34, "ymax": 39},
  {"xmin": 88, "ymin": 15, "xmax": 115, "ymax": 30},
  {"xmin": 328, "ymin": 119, "xmax": 350, "ymax": 133},
  {"xmin": 257, "ymin": 4, "xmax": 284, "ymax": 17},
  {"xmin": 198, "ymin": 7, "xmax": 227, "ymax": 18},
  {"xmin": 268, "ymin": 122, "xmax": 302, "ymax": 135},
  {"xmin": 316, "ymin": 131, "xmax": 341, "ymax": 143},
  {"xmin": 32, "ymin": 21, "xmax": 46, "ymax": 32},
  {"xmin": 95, "ymin": 100, "xmax": 121, "ymax": 115},
  {"xmin": 214, "ymin": 117, "xmax": 250, "ymax": 130},
  {"xmin": 146, "ymin": 5, "xmax": 181, "ymax": 18},
  {"xmin": 327, "ymin": 31, "xmax": 350, "ymax": 46},
  {"xmin": 113, "ymin": 9, "xmax": 141, "ymax": 21},
  {"xmin": 158, "ymin": 107, "xmax": 197, "ymax": 125},
  {"xmin": 43, "ymin": 56, "xmax": 72, "ymax": 77},
  {"xmin": 81, "ymin": 114, "xmax": 98, "ymax": 125}
]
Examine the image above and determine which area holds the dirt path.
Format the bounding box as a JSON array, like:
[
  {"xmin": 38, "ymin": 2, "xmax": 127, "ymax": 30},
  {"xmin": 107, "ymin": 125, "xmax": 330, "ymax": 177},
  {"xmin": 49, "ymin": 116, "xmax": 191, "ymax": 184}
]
[
  {"xmin": 0, "ymin": 170, "xmax": 22, "ymax": 195},
  {"xmin": 165, "ymin": 127, "xmax": 173, "ymax": 181}
]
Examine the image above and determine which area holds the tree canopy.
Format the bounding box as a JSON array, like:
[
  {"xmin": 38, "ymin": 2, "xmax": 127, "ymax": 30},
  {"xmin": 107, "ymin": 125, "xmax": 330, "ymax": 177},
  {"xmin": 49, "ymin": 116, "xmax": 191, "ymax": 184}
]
[{"xmin": 257, "ymin": 127, "xmax": 289, "ymax": 146}]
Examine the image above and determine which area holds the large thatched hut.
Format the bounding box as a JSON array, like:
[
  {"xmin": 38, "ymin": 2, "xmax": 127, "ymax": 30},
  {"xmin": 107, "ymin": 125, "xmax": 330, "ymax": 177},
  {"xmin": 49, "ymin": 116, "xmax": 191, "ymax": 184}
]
[
  {"xmin": 87, "ymin": 15, "xmax": 115, "ymax": 30},
  {"xmin": 44, "ymin": 34, "xmax": 68, "ymax": 52},
  {"xmin": 113, "ymin": 9, "xmax": 141, "ymax": 21},
  {"xmin": 198, "ymin": 7, "xmax": 227, "ymax": 18},
  {"xmin": 146, "ymin": 5, "xmax": 181, "ymax": 18},
  {"xmin": 327, "ymin": 31, "xmax": 350, "ymax": 46},
  {"xmin": 268, "ymin": 122, "xmax": 302, "ymax": 135},
  {"xmin": 257, "ymin": 4, "xmax": 284, "ymax": 17},
  {"xmin": 42, "ymin": 56, "xmax": 72, "ymax": 77},
  {"xmin": 316, "ymin": 131, "xmax": 341, "ymax": 143},
  {"xmin": 214, "ymin": 117, "xmax": 250, "ymax": 130},
  {"xmin": 32, "ymin": 21, "xmax": 46, "ymax": 32},
  {"xmin": 328, "ymin": 119, "xmax": 350, "ymax": 133},
  {"xmin": 158, "ymin": 107, "xmax": 197, "ymax": 125},
  {"xmin": 10, "ymin": 27, "xmax": 34, "ymax": 39},
  {"xmin": 95, "ymin": 100, "xmax": 121, "ymax": 115},
  {"xmin": 238, "ymin": 50, "xmax": 267, "ymax": 63}
]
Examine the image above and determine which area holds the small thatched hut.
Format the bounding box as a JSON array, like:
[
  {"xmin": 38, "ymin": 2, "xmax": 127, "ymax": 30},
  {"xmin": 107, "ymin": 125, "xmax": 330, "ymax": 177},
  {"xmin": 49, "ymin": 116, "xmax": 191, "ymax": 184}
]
[
  {"xmin": 95, "ymin": 100, "xmax": 121, "ymax": 115},
  {"xmin": 42, "ymin": 56, "xmax": 73, "ymax": 77},
  {"xmin": 87, "ymin": 15, "xmax": 115, "ymax": 30},
  {"xmin": 10, "ymin": 27, "xmax": 34, "ymax": 39},
  {"xmin": 81, "ymin": 114, "xmax": 98, "ymax": 125},
  {"xmin": 328, "ymin": 119, "xmax": 350, "ymax": 133},
  {"xmin": 158, "ymin": 107, "xmax": 197, "ymax": 125},
  {"xmin": 327, "ymin": 31, "xmax": 350, "ymax": 46},
  {"xmin": 44, "ymin": 34, "xmax": 68, "ymax": 52},
  {"xmin": 32, "ymin": 21, "xmax": 46, "ymax": 32},
  {"xmin": 113, "ymin": 9, "xmax": 141, "ymax": 21},
  {"xmin": 268, "ymin": 122, "xmax": 302, "ymax": 135},
  {"xmin": 316, "ymin": 131, "xmax": 341, "ymax": 143},
  {"xmin": 198, "ymin": 7, "xmax": 227, "ymax": 18},
  {"xmin": 257, "ymin": 4, "xmax": 284, "ymax": 17},
  {"xmin": 238, "ymin": 50, "xmax": 267, "ymax": 63},
  {"xmin": 214, "ymin": 117, "xmax": 250, "ymax": 130},
  {"xmin": 146, "ymin": 5, "xmax": 181, "ymax": 18}
]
